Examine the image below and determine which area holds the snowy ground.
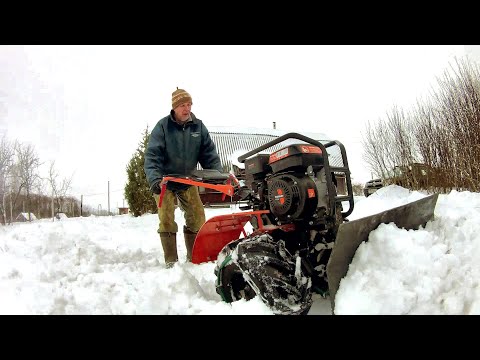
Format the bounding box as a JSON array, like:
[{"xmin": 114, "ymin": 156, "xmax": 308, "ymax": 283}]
[{"xmin": 1, "ymin": 185, "xmax": 479, "ymax": 315}]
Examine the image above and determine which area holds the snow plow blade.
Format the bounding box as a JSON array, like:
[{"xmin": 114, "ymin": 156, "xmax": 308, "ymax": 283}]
[{"xmin": 326, "ymin": 193, "xmax": 439, "ymax": 312}]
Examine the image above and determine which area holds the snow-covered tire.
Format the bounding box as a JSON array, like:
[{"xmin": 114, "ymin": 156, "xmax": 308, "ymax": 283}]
[
  {"xmin": 215, "ymin": 239, "xmax": 257, "ymax": 303},
  {"xmin": 215, "ymin": 233, "xmax": 313, "ymax": 315}
]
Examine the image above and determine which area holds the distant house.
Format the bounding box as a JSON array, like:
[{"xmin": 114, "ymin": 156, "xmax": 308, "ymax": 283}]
[
  {"xmin": 118, "ymin": 207, "xmax": 129, "ymax": 215},
  {"xmin": 16, "ymin": 212, "xmax": 37, "ymax": 222},
  {"xmin": 55, "ymin": 212, "xmax": 68, "ymax": 220}
]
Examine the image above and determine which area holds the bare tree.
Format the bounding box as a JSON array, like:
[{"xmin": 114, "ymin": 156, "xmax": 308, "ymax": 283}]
[
  {"xmin": 47, "ymin": 161, "xmax": 58, "ymax": 220},
  {"xmin": 15, "ymin": 143, "xmax": 41, "ymax": 221},
  {"xmin": 0, "ymin": 134, "xmax": 15, "ymax": 225},
  {"xmin": 365, "ymin": 55, "xmax": 480, "ymax": 194},
  {"xmin": 33, "ymin": 178, "xmax": 47, "ymax": 220},
  {"xmin": 413, "ymin": 57, "xmax": 480, "ymax": 192},
  {"xmin": 361, "ymin": 119, "xmax": 395, "ymax": 180},
  {"xmin": 47, "ymin": 160, "xmax": 73, "ymax": 218},
  {"xmin": 361, "ymin": 105, "xmax": 418, "ymax": 182},
  {"xmin": 7, "ymin": 162, "xmax": 21, "ymax": 224},
  {"xmin": 385, "ymin": 105, "xmax": 418, "ymax": 168}
]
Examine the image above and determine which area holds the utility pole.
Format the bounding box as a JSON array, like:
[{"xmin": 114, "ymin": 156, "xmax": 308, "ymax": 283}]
[
  {"xmin": 80, "ymin": 195, "xmax": 83, "ymax": 217},
  {"xmin": 108, "ymin": 181, "xmax": 110, "ymax": 216}
]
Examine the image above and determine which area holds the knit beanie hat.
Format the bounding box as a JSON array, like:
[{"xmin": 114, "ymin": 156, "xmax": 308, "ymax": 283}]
[{"xmin": 172, "ymin": 88, "xmax": 193, "ymax": 109}]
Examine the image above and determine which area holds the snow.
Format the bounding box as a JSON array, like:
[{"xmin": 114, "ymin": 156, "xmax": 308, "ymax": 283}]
[{"xmin": 1, "ymin": 185, "xmax": 479, "ymax": 315}]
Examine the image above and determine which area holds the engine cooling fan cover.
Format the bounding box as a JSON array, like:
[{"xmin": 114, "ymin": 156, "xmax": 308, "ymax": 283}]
[{"xmin": 267, "ymin": 176, "xmax": 301, "ymax": 218}]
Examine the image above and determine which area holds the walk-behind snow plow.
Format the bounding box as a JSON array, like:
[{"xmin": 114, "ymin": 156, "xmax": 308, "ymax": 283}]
[{"xmin": 158, "ymin": 133, "xmax": 439, "ymax": 315}]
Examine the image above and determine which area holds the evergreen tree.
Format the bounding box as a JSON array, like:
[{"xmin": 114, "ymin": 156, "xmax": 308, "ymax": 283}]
[{"xmin": 124, "ymin": 126, "xmax": 157, "ymax": 217}]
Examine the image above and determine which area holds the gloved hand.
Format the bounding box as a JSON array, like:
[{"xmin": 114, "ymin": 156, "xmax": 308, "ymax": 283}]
[{"xmin": 151, "ymin": 180, "xmax": 162, "ymax": 195}]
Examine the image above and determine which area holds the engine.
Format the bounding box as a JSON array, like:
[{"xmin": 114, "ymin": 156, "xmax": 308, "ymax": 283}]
[
  {"xmin": 243, "ymin": 143, "xmax": 331, "ymax": 224},
  {"xmin": 213, "ymin": 133, "xmax": 355, "ymax": 315},
  {"xmin": 267, "ymin": 173, "xmax": 317, "ymax": 222}
]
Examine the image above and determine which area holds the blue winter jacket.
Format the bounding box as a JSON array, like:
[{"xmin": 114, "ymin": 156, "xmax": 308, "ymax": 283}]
[{"xmin": 144, "ymin": 111, "xmax": 222, "ymax": 192}]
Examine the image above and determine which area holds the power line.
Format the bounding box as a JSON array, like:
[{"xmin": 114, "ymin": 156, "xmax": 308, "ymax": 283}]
[{"xmin": 81, "ymin": 188, "xmax": 123, "ymax": 197}]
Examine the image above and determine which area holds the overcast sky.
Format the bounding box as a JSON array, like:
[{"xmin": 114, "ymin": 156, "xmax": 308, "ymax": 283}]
[{"xmin": 0, "ymin": 45, "xmax": 468, "ymax": 210}]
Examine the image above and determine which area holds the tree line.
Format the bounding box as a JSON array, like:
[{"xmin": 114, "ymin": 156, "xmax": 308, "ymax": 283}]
[
  {"xmin": 0, "ymin": 136, "xmax": 92, "ymax": 225},
  {"xmin": 362, "ymin": 56, "xmax": 480, "ymax": 193}
]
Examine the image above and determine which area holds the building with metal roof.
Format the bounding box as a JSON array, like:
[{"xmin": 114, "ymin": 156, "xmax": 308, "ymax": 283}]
[
  {"xmin": 197, "ymin": 126, "xmax": 348, "ymax": 205},
  {"xmin": 206, "ymin": 125, "xmax": 344, "ymax": 172}
]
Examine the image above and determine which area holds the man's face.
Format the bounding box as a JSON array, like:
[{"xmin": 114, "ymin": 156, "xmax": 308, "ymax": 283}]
[{"xmin": 174, "ymin": 102, "xmax": 192, "ymax": 123}]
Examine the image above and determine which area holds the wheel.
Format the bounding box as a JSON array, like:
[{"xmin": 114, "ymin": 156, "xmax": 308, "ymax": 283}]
[
  {"xmin": 215, "ymin": 239, "xmax": 257, "ymax": 303},
  {"xmin": 215, "ymin": 233, "xmax": 313, "ymax": 315}
]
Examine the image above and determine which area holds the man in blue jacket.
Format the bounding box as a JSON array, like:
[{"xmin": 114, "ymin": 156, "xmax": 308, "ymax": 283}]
[{"xmin": 144, "ymin": 88, "xmax": 223, "ymax": 268}]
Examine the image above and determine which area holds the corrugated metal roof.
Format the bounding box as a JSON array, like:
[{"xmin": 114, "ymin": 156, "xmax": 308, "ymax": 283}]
[{"xmin": 201, "ymin": 126, "xmax": 345, "ymax": 171}]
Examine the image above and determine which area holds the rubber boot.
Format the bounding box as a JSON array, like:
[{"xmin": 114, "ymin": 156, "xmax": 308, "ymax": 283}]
[
  {"xmin": 159, "ymin": 232, "xmax": 178, "ymax": 268},
  {"xmin": 183, "ymin": 227, "xmax": 197, "ymax": 262}
]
